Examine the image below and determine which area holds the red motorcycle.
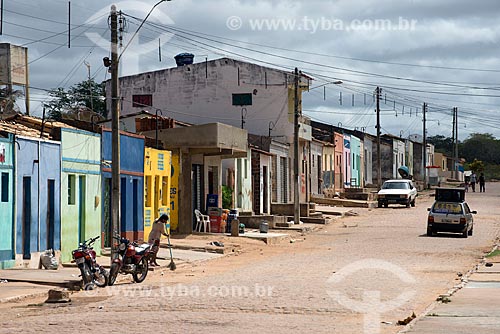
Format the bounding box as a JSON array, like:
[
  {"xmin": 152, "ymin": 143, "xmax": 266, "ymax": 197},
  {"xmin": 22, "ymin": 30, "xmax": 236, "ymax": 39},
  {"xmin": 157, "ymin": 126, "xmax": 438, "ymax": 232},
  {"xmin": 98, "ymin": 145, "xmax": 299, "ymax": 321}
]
[
  {"xmin": 108, "ymin": 235, "xmax": 152, "ymax": 286},
  {"xmin": 72, "ymin": 236, "xmax": 108, "ymax": 289}
]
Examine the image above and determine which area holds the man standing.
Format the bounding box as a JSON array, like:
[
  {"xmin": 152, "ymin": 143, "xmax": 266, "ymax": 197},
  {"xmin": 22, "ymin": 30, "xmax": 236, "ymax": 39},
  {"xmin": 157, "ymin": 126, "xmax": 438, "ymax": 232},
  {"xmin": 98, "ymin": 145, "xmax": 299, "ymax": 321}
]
[
  {"xmin": 479, "ymin": 173, "xmax": 486, "ymax": 193},
  {"xmin": 148, "ymin": 214, "xmax": 169, "ymax": 266},
  {"xmin": 470, "ymin": 172, "xmax": 477, "ymax": 192}
]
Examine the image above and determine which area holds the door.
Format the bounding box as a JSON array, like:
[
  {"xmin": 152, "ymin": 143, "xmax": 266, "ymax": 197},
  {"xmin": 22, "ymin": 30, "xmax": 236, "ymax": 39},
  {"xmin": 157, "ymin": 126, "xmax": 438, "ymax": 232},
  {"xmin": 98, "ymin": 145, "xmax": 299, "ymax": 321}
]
[
  {"xmin": 47, "ymin": 179, "xmax": 55, "ymax": 250},
  {"xmin": 22, "ymin": 177, "xmax": 31, "ymax": 260},
  {"xmin": 78, "ymin": 176, "xmax": 86, "ymax": 243}
]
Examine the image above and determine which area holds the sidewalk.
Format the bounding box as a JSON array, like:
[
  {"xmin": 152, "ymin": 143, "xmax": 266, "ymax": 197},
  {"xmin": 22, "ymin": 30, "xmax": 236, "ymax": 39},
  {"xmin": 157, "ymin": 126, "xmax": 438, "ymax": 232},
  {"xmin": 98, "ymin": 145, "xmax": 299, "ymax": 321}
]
[
  {"xmin": 0, "ymin": 228, "xmax": 296, "ymax": 303},
  {"xmin": 404, "ymin": 254, "xmax": 500, "ymax": 333}
]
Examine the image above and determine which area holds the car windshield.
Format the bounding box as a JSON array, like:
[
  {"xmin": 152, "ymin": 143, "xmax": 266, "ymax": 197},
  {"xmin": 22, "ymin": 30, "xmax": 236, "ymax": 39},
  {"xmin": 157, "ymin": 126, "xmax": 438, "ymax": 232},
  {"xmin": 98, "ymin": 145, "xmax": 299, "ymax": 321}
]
[
  {"xmin": 382, "ymin": 182, "xmax": 409, "ymax": 190},
  {"xmin": 432, "ymin": 202, "xmax": 463, "ymax": 214}
]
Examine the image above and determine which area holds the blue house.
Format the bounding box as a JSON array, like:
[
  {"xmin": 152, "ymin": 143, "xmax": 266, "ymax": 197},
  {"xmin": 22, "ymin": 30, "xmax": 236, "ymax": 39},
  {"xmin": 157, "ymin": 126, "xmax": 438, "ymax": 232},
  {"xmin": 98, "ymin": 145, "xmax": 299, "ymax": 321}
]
[
  {"xmin": 0, "ymin": 133, "xmax": 15, "ymax": 268},
  {"xmin": 350, "ymin": 135, "xmax": 361, "ymax": 188},
  {"xmin": 15, "ymin": 135, "xmax": 61, "ymax": 267},
  {"xmin": 101, "ymin": 129, "xmax": 145, "ymax": 247}
]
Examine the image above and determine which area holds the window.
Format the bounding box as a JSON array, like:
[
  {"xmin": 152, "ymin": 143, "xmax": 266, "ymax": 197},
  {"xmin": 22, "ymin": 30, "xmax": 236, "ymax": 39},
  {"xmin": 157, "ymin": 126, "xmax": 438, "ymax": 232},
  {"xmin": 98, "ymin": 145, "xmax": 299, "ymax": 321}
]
[
  {"xmin": 1, "ymin": 172, "xmax": 8, "ymax": 202},
  {"xmin": 68, "ymin": 174, "xmax": 76, "ymax": 205},
  {"xmin": 132, "ymin": 94, "xmax": 153, "ymax": 108}
]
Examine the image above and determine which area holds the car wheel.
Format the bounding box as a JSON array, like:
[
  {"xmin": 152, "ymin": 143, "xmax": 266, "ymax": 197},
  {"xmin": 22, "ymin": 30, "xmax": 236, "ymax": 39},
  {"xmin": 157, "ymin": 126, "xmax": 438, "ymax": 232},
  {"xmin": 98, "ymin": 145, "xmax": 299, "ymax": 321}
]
[
  {"xmin": 462, "ymin": 228, "xmax": 468, "ymax": 238},
  {"xmin": 406, "ymin": 201, "xmax": 410, "ymax": 208},
  {"xmin": 468, "ymin": 224, "xmax": 473, "ymax": 236},
  {"xmin": 384, "ymin": 203, "xmax": 388, "ymax": 208},
  {"xmin": 411, "ymin": 199, "xmax": 416, "ymax": 207},
  {"xmin": 426, "ymin": 227, "xmax": 433, "ymax": 237},
  {"xmin": 378, "ymin": 201, "xmax": 382, "ymax": 208}
]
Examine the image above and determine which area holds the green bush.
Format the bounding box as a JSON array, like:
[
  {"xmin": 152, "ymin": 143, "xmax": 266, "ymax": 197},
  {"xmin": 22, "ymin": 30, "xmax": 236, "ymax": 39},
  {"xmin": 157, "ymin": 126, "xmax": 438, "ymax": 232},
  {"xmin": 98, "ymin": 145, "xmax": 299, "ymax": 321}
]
[{"xmin": 222, "ymin": 185, "xmax": 233, "ymax": 209}]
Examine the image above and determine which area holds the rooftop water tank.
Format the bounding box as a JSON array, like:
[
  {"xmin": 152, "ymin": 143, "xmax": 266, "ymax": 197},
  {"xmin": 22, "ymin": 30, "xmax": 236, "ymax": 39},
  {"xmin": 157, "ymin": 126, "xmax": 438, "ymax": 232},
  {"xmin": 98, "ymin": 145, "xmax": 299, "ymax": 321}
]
[{"xmin": 174, "ymin": 53, "xmax": 194, "ymax": 66}]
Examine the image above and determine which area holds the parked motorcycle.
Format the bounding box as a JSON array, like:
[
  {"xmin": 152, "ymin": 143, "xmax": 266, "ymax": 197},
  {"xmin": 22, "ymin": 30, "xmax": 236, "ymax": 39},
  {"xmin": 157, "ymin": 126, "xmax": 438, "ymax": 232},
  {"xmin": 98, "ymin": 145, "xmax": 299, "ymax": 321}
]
[
  {"xmin": 72, "ymin": 236, "xmax": 108, "ymax": 289},
  {"xmin": 108, "ymin": 235, "xmax": 152, "ymax": 286}
]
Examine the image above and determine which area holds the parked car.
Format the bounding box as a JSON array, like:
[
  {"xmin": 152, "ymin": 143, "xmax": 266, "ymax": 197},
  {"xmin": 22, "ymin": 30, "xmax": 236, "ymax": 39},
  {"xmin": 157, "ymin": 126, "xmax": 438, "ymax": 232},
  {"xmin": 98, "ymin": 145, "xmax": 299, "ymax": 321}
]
[
  {"xmin": 377, "ymin": 179, "xmax": 417, "ymax": 208},
  {"xmin": 427, "ymin": 188, "xmax": 476, "ymax": 238}
]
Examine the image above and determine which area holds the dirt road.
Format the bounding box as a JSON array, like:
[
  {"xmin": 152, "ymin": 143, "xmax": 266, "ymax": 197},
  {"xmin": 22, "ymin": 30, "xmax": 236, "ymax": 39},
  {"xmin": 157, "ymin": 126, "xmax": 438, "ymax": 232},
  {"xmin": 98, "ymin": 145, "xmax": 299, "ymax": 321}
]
[{"xmin": 1, "ymin": 183, "xmax": 499, "ymax": 334}]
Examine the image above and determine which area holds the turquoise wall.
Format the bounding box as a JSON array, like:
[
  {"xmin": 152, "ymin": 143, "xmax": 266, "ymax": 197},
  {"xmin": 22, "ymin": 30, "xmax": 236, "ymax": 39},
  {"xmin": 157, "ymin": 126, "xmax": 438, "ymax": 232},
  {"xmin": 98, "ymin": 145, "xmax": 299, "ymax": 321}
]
[
  {"xmin": 0, "ymin": 134, "xmax": 14, "ymax": 268},
  {"xmin": 60, "ymin": 128, "xmax": 102, "ymax": 263}
]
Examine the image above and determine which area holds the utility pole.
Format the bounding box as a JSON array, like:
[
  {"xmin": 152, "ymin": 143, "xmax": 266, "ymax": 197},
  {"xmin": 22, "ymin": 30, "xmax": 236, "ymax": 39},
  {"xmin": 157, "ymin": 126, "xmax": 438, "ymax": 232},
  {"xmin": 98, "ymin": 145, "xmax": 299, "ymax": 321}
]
[
  {"xmin": 454, "ymin": 107, "xmax": 459, "ymax": 180},
  {"xmin": 110, "ymin": 5, "xmax": 121, "ymax": 261},
  {"xmin": 84, "ymin": 61, "xmax": 94, "ymax": 113},
  {"xmin": 452, "ymin": 107, "xmax": 456, "ymax": 178},
  {"xmin": 376, "ymin": 87, "xmax": 382, "ymax": 188},
  {"xmin": 422, "ymin": 103, "xmax": 427, "ymax": 188},
  {"xmin": 293, "ymin": 68, "xmax": 300, "ymax": 225}
]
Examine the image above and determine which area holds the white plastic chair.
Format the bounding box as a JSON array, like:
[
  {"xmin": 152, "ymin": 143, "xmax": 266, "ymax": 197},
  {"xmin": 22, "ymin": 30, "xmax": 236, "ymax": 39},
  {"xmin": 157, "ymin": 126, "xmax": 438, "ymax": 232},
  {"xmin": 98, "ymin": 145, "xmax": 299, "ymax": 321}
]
[{"xmin": 194, "ymin": 209, "xmax": 210, "ymax": 233}]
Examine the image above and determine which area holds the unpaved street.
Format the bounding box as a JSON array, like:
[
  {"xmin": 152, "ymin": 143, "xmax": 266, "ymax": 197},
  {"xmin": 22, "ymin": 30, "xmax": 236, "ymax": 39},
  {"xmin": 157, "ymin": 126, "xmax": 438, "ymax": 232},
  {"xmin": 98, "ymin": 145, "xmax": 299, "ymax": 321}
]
[{"xmin": 1, "ymin": 184, "xmax": 499, "ymax": 334}]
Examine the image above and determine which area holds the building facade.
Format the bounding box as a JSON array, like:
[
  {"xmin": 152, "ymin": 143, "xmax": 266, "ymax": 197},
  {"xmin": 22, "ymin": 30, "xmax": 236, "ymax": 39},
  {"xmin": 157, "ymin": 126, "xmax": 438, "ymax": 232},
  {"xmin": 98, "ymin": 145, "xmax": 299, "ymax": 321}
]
[{"xmin": 0, "ymin": 134, "xmax": 15, "ymax": 268}]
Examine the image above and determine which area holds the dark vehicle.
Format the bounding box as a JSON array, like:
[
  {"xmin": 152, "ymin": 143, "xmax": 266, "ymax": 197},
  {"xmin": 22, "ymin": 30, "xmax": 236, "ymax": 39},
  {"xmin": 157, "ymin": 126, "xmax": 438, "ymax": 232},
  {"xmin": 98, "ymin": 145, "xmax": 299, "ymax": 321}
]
[
  {"xmin": 427, "ymin": 188, "xmax": 476, "ymax": 238},
  {"xmin": 108, "ymin": 235, "xmax": 152, "ymax": 286},
  {"xmin": 72, "ymin": 236, "xmax": 108, "ymax": 289}
]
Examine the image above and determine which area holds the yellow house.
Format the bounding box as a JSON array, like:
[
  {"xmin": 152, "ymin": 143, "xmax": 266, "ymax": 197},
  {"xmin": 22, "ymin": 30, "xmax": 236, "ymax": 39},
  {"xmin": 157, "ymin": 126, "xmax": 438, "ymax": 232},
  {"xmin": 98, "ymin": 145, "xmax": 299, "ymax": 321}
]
[
  {"xmin": 144, "ymin": 147, "xmax": 172, "ymax": 239},
  {"xmin": 169, "ymin": 153, "xmax": 180, "ymax": 231}
]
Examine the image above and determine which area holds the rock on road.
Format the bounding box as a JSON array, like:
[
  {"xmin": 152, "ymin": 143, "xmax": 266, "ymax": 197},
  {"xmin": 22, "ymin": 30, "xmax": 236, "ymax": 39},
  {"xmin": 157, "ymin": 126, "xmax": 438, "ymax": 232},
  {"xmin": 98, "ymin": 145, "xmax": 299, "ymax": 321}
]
[{"xmin": 1, "ymin": 183, "xmax": 499, "ymax": 334}]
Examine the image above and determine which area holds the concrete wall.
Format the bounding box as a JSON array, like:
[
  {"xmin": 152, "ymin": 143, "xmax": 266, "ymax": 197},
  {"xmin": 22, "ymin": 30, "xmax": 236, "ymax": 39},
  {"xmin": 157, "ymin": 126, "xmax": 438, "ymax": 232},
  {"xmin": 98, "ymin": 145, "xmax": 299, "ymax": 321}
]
[
  {"xmin": 321, "ymin": 145, "xmax": 335, "ymax": 192},
  {"xmin": 363, "ymin": 138, "xmax": 373, "ymax": 186},
  {"xmin": 15, "ymin": 137, "xmax": 61, "ymax": 268},
  {"xmin": 101, "ymin": 130, "xmax": 145, "ymax": 242},
  {"xmin": 393, "ymin": 139, "xmax": 406, "ymax": 178},
  {"xmin": 112, "ymin": 58, "xmax": 309, "ymax": 142},
  {"xmin": 343, "ymin": 135, "xmax": 351, "ymax": 187},
  {"xmin": 169, "ymin": 152, "xmax": 180, "ymax": 231},
  {"xmin": 350, "ymin": 135, "xmax": 361, "ymax": 187},
  {"xmin": 334, "ymin": 133, "xmax": 344, "ymax": 191},
  {"xmin": 60, "ymin": 129, "xmax": 101, "ymax": 263},
  {"xmin": 405, "ymin": 140, "xmax": 414, "ymax": 177},
  {"xmin": 310, "ymin": 141, "xmax": 323, "ymax": 195},
  {"xmin": 270, "ymin": 140, "xmax": 291, "ymax": 204},
  {"xmin": 0, "ymin": 135, "xmax": 15, "ymax": 268},
  {"xmin": 235, "ymin": 151, "xmax": 253, "ymax": 213}
]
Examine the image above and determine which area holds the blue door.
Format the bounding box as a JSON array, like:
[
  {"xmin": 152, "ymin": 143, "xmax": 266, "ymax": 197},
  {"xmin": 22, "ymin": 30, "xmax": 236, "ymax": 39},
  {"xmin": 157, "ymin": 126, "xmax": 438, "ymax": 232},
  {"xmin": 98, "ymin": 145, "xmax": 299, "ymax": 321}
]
[{"xmin": 22, "ymin": 177, "xmax": 31, "ymax": 259}]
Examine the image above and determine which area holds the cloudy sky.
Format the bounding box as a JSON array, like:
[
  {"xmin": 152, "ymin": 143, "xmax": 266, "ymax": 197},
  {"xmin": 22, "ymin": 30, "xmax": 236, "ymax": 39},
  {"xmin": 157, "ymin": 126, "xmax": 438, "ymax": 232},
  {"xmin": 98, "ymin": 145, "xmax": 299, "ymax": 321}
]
[{"xmin": 2, "ymin": 0, "xmax": 500, "ymax": 140}]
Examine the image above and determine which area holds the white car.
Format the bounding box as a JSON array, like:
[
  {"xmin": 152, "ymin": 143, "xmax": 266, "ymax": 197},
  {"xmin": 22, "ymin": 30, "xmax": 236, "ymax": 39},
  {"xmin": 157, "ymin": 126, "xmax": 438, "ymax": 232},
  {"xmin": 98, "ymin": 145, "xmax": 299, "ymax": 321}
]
[{"xmin": 377, "ymin": 179, "xmax": 417, "ymax": 208}]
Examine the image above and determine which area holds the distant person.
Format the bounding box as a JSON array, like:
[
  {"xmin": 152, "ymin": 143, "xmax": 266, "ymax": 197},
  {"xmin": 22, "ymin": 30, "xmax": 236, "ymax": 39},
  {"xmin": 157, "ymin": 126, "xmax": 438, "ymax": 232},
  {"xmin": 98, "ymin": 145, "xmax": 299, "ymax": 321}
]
[
  {"xmin": 479, "ymin": 173, "xmax": 486, "ymax": 192},
  {"xmin": 470, "ymin": 172, "xmax": 477, "ymax": 192}
]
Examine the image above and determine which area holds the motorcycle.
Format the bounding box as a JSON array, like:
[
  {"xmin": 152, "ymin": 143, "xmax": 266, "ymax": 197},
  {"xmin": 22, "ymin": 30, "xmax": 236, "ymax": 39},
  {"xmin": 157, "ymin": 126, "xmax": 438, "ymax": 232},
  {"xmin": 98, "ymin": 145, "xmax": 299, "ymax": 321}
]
[
  {"xmin": 72, "ymin": 236, "xmax": 108, "ymax": 289},
  {"xmin": 108, "ymin": 235, "xmax": 152, "ymax": 286}
]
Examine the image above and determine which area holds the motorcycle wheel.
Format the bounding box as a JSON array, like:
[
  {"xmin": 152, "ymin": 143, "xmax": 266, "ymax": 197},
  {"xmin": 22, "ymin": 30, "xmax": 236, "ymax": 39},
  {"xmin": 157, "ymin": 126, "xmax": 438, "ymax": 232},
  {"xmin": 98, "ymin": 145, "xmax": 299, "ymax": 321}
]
[
  {"xmin": 108, "ymin": 263, "xmax": 120, "ymax": 286},
  {"xmin": 132, "ymin": 257, "xmax": 149, "ymax": 283},
  {"xmin": 79, "ymin": 263, "xmax": 93, "ymax": 285},
  {"xmin": 94, "ymin": 267, "xmax": 109, "ymax": 287}
]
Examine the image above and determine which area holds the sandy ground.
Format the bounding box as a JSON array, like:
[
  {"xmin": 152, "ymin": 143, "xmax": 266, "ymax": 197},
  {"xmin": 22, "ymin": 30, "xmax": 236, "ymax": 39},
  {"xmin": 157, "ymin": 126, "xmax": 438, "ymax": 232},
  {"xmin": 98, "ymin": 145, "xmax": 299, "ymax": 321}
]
[{"xmin": 1, "ymin": 183, "xmax": 499, "ymax": 334}]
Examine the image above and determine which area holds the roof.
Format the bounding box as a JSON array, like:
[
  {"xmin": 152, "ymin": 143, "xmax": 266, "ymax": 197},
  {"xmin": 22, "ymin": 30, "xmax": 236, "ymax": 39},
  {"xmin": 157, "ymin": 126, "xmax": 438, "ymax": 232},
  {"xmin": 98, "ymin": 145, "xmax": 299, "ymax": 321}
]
[
  {"xmin": 0, "ymin": 119, "xmax": 51, "ymax": 139},
  {"xmin": 116, "ymin": 57, "xmax": 313, "ymax": 84}
]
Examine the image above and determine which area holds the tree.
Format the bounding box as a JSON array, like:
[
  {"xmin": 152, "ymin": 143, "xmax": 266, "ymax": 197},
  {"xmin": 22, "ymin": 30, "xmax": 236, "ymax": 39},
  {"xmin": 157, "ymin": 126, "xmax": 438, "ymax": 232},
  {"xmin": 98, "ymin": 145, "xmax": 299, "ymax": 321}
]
[
  {"xmin": 427, "ymin": 135, "xmax": 454, "ymax": 156},
  {"xmin": 468, "ymin": 159, "xmax": 485, "ymax": 173},
  {"xmin": 460, "ymin": 133, "xmax": 500, "ymax": 164},
  {"xmin": 43, "ymin": 79, "xmax": 107, "ymax": 121},
  {"xmin": 0, "ymin": 86, "xmax": 23, "ymax": 115}
]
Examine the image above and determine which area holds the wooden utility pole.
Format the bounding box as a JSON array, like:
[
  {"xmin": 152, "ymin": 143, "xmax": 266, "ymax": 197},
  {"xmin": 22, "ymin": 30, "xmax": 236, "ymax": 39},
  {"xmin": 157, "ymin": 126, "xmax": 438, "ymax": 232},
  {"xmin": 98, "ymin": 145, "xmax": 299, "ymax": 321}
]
[
  {"xmin": 454, "ymin": 107, "xmax": 459, "ymax": 180},
  {"xmin": 376, "ymin": 87, "xmax": 382, "ymax": 188},
  {"xmin": 110, "ymin": 5, "xmax": 121, "ymax": 261},
  {"xmin": 293, "ymin": 68, "xmax": 300, "ymax": 225},
  {"xmin": 422, "ymin": 103, "xmax": 427, "ymax": 188}
]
